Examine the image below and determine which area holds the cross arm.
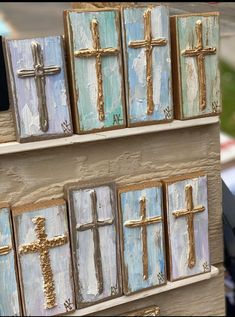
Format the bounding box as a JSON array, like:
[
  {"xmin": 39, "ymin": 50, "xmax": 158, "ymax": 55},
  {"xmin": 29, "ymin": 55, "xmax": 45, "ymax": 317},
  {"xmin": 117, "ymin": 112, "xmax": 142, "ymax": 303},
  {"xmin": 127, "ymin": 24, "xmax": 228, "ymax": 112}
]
[
  {"xmin": 19, "ymin": 242, "xmax": 39, "ymax": 254},
  {"xmin": 151, "ymin": 38, "xmax": 167, "ymax": 46},
  {"xmin": 74, "ymin": 47, "xmax": 119, "ymax": 58},
  {"xmin": 43, "ymin": 66, "xmax": 61, "ymax": 75},
  {"xmin": 172, "ymin": 205, "xmax": 205, "ymax": 217},
  {"xmin": 124, "ymin": 216, "xmax": 162, "ymax": 228},
  {"xmin": 129, "ymin": 40, "xmax": 147, "ymax": 49},
  {"xmin": 47, "ymin": 235, "xmax": 68, "ymax": 248},
  {"xmin": 17, "ymin": 69, "xmax": 35, "ymax": 78},
  {"xmin": 0, "ymin": 245, "xmax": 12, "ymax": 255},
  {"xmin": 76, "ymin": 218, "xmax": 114, "ymax": 231}
]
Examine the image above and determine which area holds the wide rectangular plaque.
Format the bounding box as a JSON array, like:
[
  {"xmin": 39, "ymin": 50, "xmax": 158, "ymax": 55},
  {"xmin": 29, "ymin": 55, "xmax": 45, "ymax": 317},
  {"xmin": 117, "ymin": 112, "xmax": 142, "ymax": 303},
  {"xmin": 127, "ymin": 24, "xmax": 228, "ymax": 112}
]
[
  {"xmin": 122, "ymin": 5, "xmax": 173, "ymax": 127},
  {"xmin": 64, "ymin": 9, "xmax": 126, "ymax": 134},
  {"xmin": 118, "ymin": 182, "xmax": 166, "ymax": 295},
  {"xmin": 5, "ymin": 36, "xmax": 73, "ymax": 142},
  {"xmin": 162, "ymin": 173, "xmax": 210, "ymax": 281},
  {"xmin": 12, "ymin": 199, "xmax": 75, "ymax": 316},
  {"xmin": 0, "ymin": 204, "xmax": 21, "ymax": 316},
  {"xmin": 171, "ymin": 12, "xmax": 221, "ymax": 119},
  {"xmin": 66, "ymin": 182, "xmax": 122, "ymax": 308}
]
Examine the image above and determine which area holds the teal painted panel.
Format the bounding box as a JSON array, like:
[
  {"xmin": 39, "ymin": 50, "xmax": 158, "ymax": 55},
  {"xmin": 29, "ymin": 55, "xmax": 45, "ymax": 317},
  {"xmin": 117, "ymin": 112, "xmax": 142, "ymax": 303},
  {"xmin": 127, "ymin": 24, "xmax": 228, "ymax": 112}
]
[
  {"xmin": 177, "ymin": 13, "xmax": 220, "ymax": 118},
  {"xmin": 0, "ymin": 206, "xmax": 21, "ymax": 316},
  {"xmin": 66, "ymin": 10, "xmax": 126, "ymax": 133},
  {"xmin": 122, "ymin": 5, "xmax": 173, "ymax": 126},
  {"xmin": 119, "ymin": 183, "xmax": 166, "ymax": 294}
]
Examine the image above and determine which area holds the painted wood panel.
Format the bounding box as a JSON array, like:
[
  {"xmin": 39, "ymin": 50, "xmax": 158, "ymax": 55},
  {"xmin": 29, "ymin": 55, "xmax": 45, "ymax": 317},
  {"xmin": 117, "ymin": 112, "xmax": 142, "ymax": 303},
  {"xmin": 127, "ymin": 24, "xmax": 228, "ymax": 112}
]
[
  {"xmin": 119, "ymin": 182, "xmax": 166, "ymax": 295},
  {"xmin": 12, "ymin": 199, "xmax": 75, "ymax": 316},
  {"xmin": 66, "ymin": 183, "xmax": 121, "ymax": 308},
  {"xmin": 0, "ymin": 36, "xmax": 9, "ymax": 111},
  {"xmin": 163, "ymin": 174, "xmax": 210, "ymax": 281},
  {"xmin": 171, "ymin": 13, "xmax": 221, "ymax": 119},
  {"xmin": 64, "ymin": 9, "xmax": 126, "ymax": 133},
  {"xmin": 120, "ymin": 305, "xmax": 160, "ymax": 316},
  {"xmin": 5, "ymin": 36, "xmax": 73, "ymax": 142},
  {"xmin": 122, "ymin": 5, "xmax": 173, "ymax": 127},
  {"xmin": 0, "ymin": 204, "xmax": 21, "ymax": 316}
]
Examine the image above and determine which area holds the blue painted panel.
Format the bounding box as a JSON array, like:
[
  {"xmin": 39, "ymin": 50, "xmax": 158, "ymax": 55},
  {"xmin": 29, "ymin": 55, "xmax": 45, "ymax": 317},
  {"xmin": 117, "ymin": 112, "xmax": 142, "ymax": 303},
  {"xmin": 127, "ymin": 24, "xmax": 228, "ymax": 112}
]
[
  {"xmin": 6, "ymin": 36, "xmax": 72, "ymax": 141},
  {"xmin": 122, "ymin": 5, "xmax": 173, "ymax": 125},
  {"xmin": 120, "ymin": 184, "xmax": 166, "ymax": 294},
  {"xmin": 0, "ymin": 206, "xmax": 21, "ymax": 316},
  {"xmin": 67, "ymin": 10, "xmax": 126, "ymax": 132}
]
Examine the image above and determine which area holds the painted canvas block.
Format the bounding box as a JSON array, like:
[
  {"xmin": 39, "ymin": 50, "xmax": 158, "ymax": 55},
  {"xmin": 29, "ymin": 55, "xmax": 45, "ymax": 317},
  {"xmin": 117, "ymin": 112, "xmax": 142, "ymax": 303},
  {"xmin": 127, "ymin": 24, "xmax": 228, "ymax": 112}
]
[
  {"xmin": 162, "ymin": 174, "xmax": 210, "ymax": 281},
  {"xmin": 5, "ymin": 36, "xmax": 73, "ymax": 142},
  {"xmin": 64, "ymin": 9, "xmax": 126, "ymax": 133},
  {"xmin": 118, "ymin": 182, "xmax": 166, "ymax": 295},
  {"xmin": 170, "ymin": 12, "xmax": 221, "ymax": 119},
  {"xmin": 65, "ymin": 182, "xmax": 121, "ymax": 308},
  {"xmin": 0, "ymin": 204, "xmax": 21, "ymax": 316},
  {"xmin": 12, "ymin": 199, "xmax": 75, "ymax": 316},
  {"xmin": 122, "ymin": 5, "xmax": 173, "ymax": 127},
  {"xmin": 0, "ymin": 37, "xmax": 9, "ymax": 111}
]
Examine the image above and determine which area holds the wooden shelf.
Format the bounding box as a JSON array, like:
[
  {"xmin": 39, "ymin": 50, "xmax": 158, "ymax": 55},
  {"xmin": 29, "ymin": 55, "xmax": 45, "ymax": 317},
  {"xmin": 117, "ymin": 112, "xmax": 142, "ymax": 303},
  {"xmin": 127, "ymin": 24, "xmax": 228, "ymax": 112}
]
[
  {"xmin": 68, "ymin": 265, "xmax": 219, "ymax": 316},
  {"xmin": 0, "ymin": 117, "xmax": 219, "ymax": 156}
]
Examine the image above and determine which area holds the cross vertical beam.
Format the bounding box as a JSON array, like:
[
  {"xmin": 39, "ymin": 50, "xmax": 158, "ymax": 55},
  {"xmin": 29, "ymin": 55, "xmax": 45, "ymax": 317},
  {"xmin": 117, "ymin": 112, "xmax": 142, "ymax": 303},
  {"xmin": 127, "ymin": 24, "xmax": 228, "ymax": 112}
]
[
  {"xmin": 182, "ymin": 20, "xmax": 216, "ymax": 111},
  {"xmin": 19, "ymin": 216, "xmax": 68, "ymax": 309},
  {"xmin": 172, "ymin": 184, "xmax": 205, "ymax": 268},
  {"xmin": 76, "ymin": 190, "xmax": 114, "ymax": 295},
  {"xmin": 129, "ymin": 8, "xmax": 167, "ymax": 115},
  {"xmin": 17, "ymin": 41, "xmax": 61, "ymax": 132},
  {"xmin": 74, "ymin": 19, "xmax": 119, "ymax": 122},
  {"xmin": 124, "ymin": 196, "xmax": 163, "ymax": 280}
]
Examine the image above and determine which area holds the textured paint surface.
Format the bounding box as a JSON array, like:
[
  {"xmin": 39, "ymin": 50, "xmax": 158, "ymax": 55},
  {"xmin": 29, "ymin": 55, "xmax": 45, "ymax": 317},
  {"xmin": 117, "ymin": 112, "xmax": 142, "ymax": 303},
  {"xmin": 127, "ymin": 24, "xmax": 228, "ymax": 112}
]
[
  {"xmin": 70, "ymin": 185, "xmax": 120, "ymax": 305},
  {"xmin": 68, "ymin": 10, "xmax": 125, "ymax": 132},
  {"xmin": 14, "ymin": 204, "xmax": 75, "ymax": 316},
  {"xmin": 120, "ymin": 185, "xmax": 166, "ymax": 293},
  {"xmin": 166, "ymin": 175, "xmax": 210, "ymax": 280},
  {"xmin": 7, "ymin": 36, "xmax": 72, "ymax": 140},
  {"xmin": 0, "ymin": 207, "xmax": 21, "ymax": 316},
  {"xmin": 122, "ymin": 6, "xmax": 173, "ymax": 124},
  {"xmin": 177, "ymin": 15, "xmax": 220, "ymax": 118}
]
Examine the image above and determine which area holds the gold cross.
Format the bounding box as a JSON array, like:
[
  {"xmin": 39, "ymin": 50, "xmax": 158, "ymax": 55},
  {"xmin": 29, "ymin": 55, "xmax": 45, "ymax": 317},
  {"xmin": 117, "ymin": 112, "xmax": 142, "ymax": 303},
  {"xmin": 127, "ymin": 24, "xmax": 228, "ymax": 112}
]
[
  {"xmin": 17, "ymin": 41, "xmax": 61, "ymax": 132},
  {"xmin": 129, "ymin": 8, "xmax": 167, "ymax": 115},
  {"xmin": 76, "ymin": 190, "xmax": 114, "ymax": 295},
  {"xmin": 18, "ymin": 216, "xmax": 68, "ymax": 309},
  {"xmin": 124, "ymin": 196, "xmax": 163, "ymax": 280},
  {"xmin": 0, "ymin": 245, "xmax": 12, "ymax": 256},
  {"xmin": 172, "ymin": 184, "xmax": 205, "ymax": 268},
  {"xmin": 182, "ymin": 20, "xmax": 216, "ymax": 111},
  {"xmin": 74, "ymin": 19, "xmax": 119, "ymax": 121}
]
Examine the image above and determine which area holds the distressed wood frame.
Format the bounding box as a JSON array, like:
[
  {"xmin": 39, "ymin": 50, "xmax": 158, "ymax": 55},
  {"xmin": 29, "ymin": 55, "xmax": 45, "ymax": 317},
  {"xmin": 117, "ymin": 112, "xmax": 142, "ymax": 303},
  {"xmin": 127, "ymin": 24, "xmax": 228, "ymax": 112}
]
[
  {"xmin": 118, "ymin": 181, "xmax": 167, "ymax": 295},
  {"xmin": 63, "ymin": 8, "xmax": 127, "ymax": 134},
  {"xmin": 11, "ymin": 199, "xmax": 76, "ymax": 316},
  {"xmin": 121, "ymin": 4, "xmax": 173, "ymax": 128},
  {"xmin": 170, "ymin": 12, "xmax": 221, "ymax": 120},
  {"xmin": 3, "ymin": 36, "xmax": 73, "ymax": 143},
  {"xmin": 162, "ymin": 172, "xmax": 211, "ymax": 282},
  {"xmin": 64, "ymin": 181, "xmax": 122, "ymax": 309}
]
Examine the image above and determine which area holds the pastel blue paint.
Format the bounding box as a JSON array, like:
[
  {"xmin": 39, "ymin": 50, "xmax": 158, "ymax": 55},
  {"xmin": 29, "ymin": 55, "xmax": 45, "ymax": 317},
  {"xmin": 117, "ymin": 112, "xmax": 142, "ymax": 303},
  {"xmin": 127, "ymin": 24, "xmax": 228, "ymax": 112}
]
[
  {"xmin": 177, "ymin": 14, "xmax": 220, "ymax": 118},
  {"xmin": 120, "ymin": 185, "xmax": 166, "ymax": 294},
  {"xmin": 0, "ymin": 207, "xmax": 21, "ymax": 316},
  {"xmin": 122, "ymin": 6, "xmax": 173, "ymax": 125},
  {"xmin": 6, "ymin": 36, "xmax": 72, "ymax": 140},
  {"xmin": 166, "ymin": 175, "xmax": 210, "ymax": 280},
  {"xmin": 67, "ymin": 10, "xmax": 125, "ymax": 132}
]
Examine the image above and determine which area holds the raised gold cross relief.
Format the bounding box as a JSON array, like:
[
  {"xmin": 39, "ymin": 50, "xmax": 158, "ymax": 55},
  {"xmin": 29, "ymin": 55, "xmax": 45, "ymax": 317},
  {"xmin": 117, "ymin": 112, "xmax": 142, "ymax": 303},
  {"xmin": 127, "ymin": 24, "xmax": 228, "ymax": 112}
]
[
  {"xmin": 172, "ymin": 184, "xmax": 205, "ymax": 269},
  {"xmin": 17, "ymin": 41, "xmax": 61, "ymax": 132},
  {"xmin": 181, "ymin": 19, "xmax": 216, "ymax": 111},
  {"xmin": 0, "ymin": 244, "xmax": 12, "ymax": 256},
  {"xmin": 128, "ymin": 8, "xmax": 167, "ymax": 116},
  {"xmin": 76, "ymin": 189, "xmax": 114, "ymax": 295},
  {"xmin": 124, "ymin": 196, "xmax": 163, "ymax": 280},
  {"xmin": 74, "ymin": 19, "xmax": 119, "ymax": 122},
  {"xmin": 19, "ymin": 216, "xmax": 68, "ymax": 310}
]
